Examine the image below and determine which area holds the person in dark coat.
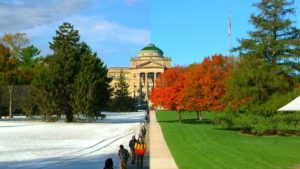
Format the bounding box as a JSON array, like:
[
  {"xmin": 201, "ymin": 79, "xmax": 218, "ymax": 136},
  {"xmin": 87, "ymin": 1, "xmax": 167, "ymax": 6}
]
[
  {"xmin": 129, "ymin": 135, "xmax": 137, "ymax": 164},
  {"xmin": 118, "ymin": 145, "xmax": 129, "ymax": 169},
  {"xmin": 103, "ymin": 158, "xmax": 113, "ymax": 169},
  {"xmin": 141, "ymin": 125, "xmax": 146, "ymax": 140}
]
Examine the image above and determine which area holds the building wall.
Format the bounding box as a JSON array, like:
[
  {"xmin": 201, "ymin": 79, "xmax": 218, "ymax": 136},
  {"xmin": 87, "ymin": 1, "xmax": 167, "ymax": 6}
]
[{"xmin": 108, "ymin": 45, "xmax": 171, "ymax": 101}]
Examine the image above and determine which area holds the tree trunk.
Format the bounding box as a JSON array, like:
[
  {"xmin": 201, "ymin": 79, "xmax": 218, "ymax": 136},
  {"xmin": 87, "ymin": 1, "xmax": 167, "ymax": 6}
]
[
  {"xmin": 8, "ymin": 84, "xmax": 13, "ymax": 118},
  {"xmin": 178, "ymin": 110, "xmax": 182, "ymax": 122},
  {"xmin": 66, "ymin": 112, "xmax": 73, "ymax": 122},
  {"xmin": 196, "ymin": 111, "xmax": 203, "ymax": 121}
]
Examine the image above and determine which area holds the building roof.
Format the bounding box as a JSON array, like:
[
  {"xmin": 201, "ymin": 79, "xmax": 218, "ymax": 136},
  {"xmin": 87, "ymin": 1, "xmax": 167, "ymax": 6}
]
[
  {"xmin": 139, "ymin": 43, "xmax": 163, "ymax": 55},
  {"xmin": 278, "ymin": 96, "xmax": 300, "ymax": 111}
]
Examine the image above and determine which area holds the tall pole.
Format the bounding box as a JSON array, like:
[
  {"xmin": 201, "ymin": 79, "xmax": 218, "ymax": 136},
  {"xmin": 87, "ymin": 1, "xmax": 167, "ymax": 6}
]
[{"xmin": 228, "ymin": 12, "xmax": 231, "ymax": 56}]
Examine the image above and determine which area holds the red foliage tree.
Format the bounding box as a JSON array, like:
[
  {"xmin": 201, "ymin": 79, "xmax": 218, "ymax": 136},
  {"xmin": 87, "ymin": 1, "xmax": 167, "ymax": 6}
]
[
  {"xmin": 179, "ymin": 55, "xmax": 233, "ymax": 120},
  {"xmin": 150, "ymin": 66, "xmax": 185, "ymax": 121}
]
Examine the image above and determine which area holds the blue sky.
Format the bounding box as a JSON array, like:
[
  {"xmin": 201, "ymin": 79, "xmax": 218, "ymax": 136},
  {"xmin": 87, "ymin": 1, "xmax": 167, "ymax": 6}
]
[
  {"xmin": 152, "ymin": 0, "xmax": 300, "ymax": 66},
  {"xmin": 0, "ymin": 0, "xmax": 300, "ymax": 67}
]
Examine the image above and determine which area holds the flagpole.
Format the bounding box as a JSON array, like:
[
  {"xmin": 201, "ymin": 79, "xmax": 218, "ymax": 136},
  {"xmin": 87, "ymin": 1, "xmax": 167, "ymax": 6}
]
[{"xmin": 228, "ymin": 12, "xmax": 231, "ymax": 56}]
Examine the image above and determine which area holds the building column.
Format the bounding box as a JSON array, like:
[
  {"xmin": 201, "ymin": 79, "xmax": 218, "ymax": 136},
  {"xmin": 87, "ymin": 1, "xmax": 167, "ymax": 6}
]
[
  {"xmin": 145, "ymin": 72, "xmax": 148, "ymax": 99},
  {"xmin": 153, "ymin": 72, "xmax": 156, "ymax": 88},
  {"xmin": 133, "ymin": 82, "xmax": 136, "ymax": 99},
  {"xmin": 139, "ymin": 72, "xmax": 142, "ymax": 102}
]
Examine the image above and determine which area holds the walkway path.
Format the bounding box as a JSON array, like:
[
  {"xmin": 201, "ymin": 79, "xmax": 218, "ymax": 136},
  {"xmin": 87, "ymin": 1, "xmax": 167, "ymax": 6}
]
[
  {"xmin": 127, "ymin": 115, "xmax": 149, "ymax": 169},
  {"xmin": 149, "ymin": 111, "xmax": 178, "ymax": 169}
]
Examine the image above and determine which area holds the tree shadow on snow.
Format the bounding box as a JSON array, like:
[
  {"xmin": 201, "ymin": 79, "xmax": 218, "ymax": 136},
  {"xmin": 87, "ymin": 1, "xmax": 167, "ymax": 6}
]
[
  {"xmin": 97, "ymin": 118, "xmax": 145, "ymax": 124},
  {"xmin": 1, "ymin": 148, "xmax": 150, "ymax": 169},
  {"xmin": 1, "ymin": 153, "xmax": 119, "ymax": 169}
]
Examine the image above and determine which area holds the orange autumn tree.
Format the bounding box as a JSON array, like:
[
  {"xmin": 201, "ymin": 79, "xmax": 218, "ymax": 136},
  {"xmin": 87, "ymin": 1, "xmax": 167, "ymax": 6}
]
[
  {"xmin": 150, "ymin": 66, "xmax": 185, "ymax": 122},
  {"xmin": 179, "ymin": 55, "xmax": 233, "ymax": 120},
  {"xmin": 0, "ymin": 44, "xmax": 18, "ymax": 118},
  {"xmin": 0, "ymin": 33, "xmax": 37, "ymax": 118}
]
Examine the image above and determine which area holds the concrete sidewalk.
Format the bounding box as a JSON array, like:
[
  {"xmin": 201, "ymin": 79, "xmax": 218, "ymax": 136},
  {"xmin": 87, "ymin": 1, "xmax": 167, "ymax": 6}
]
[
  {"xmin": 127, "ymin": 120, "xmax": 149, "ymax": 169},
  {"xmin": 149, "ymin": 111, "xmax": 178, "ymax": 169}
]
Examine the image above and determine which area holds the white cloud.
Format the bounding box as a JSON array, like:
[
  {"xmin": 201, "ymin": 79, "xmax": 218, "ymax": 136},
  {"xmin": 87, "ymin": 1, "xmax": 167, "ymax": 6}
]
[
  {"xmin": 92, "ymin": 20, "xmax": 150, "ymax": 44},
  {"xmin": 22, "ymin": 15, "xmax": 149, "ymax": 57},
  {"xmin": 0, "ymin": 0, "xmax": 94, "ymax": 33},
  {"xmin": 67, "ymin": 15, "xmax": 150, "ymax": 45},
  {"xmin": 0, "ymin": 0, "xmax": 149, "ymax": 45},
  {"xmin": 0, "ymin": 0, "xmax": 150, "ymax": 65}
]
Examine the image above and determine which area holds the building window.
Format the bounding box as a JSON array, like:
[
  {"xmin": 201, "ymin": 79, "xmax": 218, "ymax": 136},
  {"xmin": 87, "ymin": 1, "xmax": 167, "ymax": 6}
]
[
  {"xmin": 148, "ymin": 73, "xmax": 154, "ymax": 78},
  {"xmin": 156, "ymin": 72, "xmax": 161, "ymax": 78}
]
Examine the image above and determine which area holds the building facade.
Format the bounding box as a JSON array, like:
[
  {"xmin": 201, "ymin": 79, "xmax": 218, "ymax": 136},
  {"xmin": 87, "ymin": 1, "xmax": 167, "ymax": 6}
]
[{"xmin": 108, "ymin": 44, "xmax": 171, "ymax": 103}]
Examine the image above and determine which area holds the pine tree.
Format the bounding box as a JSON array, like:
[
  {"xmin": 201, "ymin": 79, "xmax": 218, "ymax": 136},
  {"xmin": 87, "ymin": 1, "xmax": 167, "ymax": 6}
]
[
  {"xmin": 225, "ymin": 56, "xmax": 292, "ymax": 107},
  {"xmin": 71, "ymin": 43, "xmax": 111, "ymax": 120},
  {"xmin": 233, "ymin": 0, "xmax": 300, "ymax": 70},
  {"xmin": 26, "ymin": 66, "xmax": 59, "ymax": 121},
  {"xmin": 19, "ymin": 45, "xmax": 40, "ymax": 68},
  {"xmin": 114, "ymin": 71, "xmax": 130, "ymax": 99},
  {"xmin": 222, "ymin": 0, "xmax": 300, "ymax": 134},
  {"xmin": 26, "ymin": 23, "xmax": 112, "ymax": 122},
  {"xmin": 227, "ymin": 0, "xmax": 299, "ymax": 106},
  {"xmin": 112, "ymin": 71, "xmax": 136, "ymax": 112},
  {"xmin": 48, "ymin": 22, "xmax": 81, "ymax": 122}
]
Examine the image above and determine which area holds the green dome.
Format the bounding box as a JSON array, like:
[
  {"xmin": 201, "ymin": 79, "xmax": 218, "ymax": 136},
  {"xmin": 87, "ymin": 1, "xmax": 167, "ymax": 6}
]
[{"xmin": 140, "ymin": 43, "xmax": 164, "ymax": 55}]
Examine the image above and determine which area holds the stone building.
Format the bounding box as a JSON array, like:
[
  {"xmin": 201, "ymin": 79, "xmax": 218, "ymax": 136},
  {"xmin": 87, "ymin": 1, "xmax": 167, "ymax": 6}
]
[{"xmin": 108, "ymin": 43, "xmax": 172, "ymax": 103}]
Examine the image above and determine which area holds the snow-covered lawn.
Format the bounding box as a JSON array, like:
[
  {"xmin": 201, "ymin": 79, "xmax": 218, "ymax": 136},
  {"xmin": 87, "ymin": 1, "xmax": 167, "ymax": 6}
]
[{"xmin": 0, "ymin": 112, "xmax": 146, "ymax": 169}]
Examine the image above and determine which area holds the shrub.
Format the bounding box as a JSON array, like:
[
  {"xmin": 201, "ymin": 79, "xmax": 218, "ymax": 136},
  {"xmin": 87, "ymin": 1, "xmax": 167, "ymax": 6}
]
[{"xmin": 214, "ymin": 110, "xmax": 236, "ymax": 129}]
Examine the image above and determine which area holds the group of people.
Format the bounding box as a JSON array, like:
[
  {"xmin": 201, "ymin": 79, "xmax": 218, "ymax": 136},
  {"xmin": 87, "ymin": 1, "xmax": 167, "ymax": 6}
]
[{"xmin": 103, "ymin": 125, "xmax": 147, "ymax": 169}]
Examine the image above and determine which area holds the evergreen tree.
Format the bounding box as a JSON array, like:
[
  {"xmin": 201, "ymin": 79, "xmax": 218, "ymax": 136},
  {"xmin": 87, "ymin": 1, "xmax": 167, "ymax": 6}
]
[
  {"xmin": 48, "ymin": 22, "xmax": 81, "ymax": 122},
  {"xmin": 19, "ymin": 45, "xmax": 40, "ymax": 68},
  {"xmin": 227, "ymin": 0, "xmax": 299, "ymax": 108},
  {"xmin": 225, "ymin": 56, "xmax": 292, "ymax": 108},
  {"xmin": 25, "ymin": 65, "xmax": 59, "ymax": 121},
  {"xmin": 233, "ymin": 0, "xmax": 300, "ymax": 70},
  {"xmin": 112, "ymin": 71, "xmax": 136, "ymax": 112},
  {"xmin": 114, "ymin": 71, "xmax": 130, "ymax": 98},
  {"xmin": 27, "ymin": 23, "xmax": 112, "ymax": 122},
  {"xmin": 221, "ymin": 0, "xmax": 300, "ymax": 134},
  {"xmin": 71, "ymin": 43, "xmax": 111, "ymax": 120}
]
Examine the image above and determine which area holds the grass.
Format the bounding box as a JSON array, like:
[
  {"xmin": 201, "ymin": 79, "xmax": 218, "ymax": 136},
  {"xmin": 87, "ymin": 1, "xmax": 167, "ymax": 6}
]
[{"xmin": 156, "ymin": 111, "xmax": 300, "ymax": 169}]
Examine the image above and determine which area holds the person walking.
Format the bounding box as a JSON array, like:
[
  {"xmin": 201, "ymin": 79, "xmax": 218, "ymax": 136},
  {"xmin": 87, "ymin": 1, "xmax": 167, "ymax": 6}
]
[
  {"xmin": 129, "ymin": 135, "xmax": 137, "ymax": 164},
  {"xmin": 141, "ymin": 125, "xmax": 146, "ymax": 140},
  {"xmin": 134, "ymin": 136, "xmax": 147, "ymax": 169},
  {"xmin": 118, "ymin": 145, "xmax": 129, "ymax": 169},
  {"xmin": 103, "ymin": 158, "xmax": 113, "ymax": 169},
  {"xmin": 144, "ymin": 115, "xmax": 149, "ymax": 123}
]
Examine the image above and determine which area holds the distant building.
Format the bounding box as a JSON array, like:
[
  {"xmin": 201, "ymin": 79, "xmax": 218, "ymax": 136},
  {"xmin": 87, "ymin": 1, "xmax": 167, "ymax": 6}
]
[{"xmin": 108, "ymin": 43, "xmax": 172, "ymax": 103}]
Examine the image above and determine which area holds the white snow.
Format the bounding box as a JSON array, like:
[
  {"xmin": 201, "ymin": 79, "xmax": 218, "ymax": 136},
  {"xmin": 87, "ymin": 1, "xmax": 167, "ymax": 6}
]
[{"xmin": 0, "ymin": 112, "xmax": 146, "ymax": 169}]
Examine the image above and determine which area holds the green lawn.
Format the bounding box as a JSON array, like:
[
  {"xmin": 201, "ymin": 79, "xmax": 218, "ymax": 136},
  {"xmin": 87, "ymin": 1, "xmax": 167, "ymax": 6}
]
[{"xmin": 156, "ymin": 111, "xmax": 300, "ymax": 169}]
